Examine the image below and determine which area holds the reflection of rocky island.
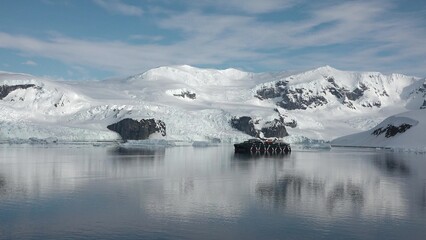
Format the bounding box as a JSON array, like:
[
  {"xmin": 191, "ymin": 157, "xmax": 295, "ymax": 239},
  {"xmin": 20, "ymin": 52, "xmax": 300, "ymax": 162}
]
[{"xmin": 110, "ymin": 146, "xmax": 166, "ymax": 156}]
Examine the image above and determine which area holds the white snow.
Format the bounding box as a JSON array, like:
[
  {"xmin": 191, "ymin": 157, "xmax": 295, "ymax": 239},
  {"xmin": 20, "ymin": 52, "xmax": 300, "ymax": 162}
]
[
  {"xmin": 331, "ymin": 110, "xmax": 426, "ymax": 151},
  {"xmin": 0, "ymin": 66, "xmax": 425, "ymax": 149}
]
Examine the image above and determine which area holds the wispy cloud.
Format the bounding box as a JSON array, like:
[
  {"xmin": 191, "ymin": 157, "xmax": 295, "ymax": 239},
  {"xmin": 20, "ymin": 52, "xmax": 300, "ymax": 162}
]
[
  {"xmin": 93, "ymin": 0, "xmax": 143, "ymax": 16},
  {"xmin": 1, "ymin": 0, "xmax": 425, "ymax": 77},
  {"xmin": 195, "ymin": 0, "xmax": 297, "ymax": 14},
  {"xmin": 129, "ymin": 34, "xmax": 164, "ymax": 42},
  {"xmin": 22, "ymin": 60, "xmax": 37, "ymax": 66},
  {"xmin": 0, "ymin": 32, "xmax": 248, "ymax": 74}
]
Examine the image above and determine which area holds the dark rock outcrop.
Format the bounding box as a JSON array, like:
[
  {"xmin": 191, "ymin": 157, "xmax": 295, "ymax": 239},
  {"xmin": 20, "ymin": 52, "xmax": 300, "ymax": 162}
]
[
  {"xmin": 279, "ymin": 92, "xmax": 328, "ymax": 110},
  {"xmin": 361, "ymin": 101, "xmax": 382, "ymax": 108},
  {"xmin": 0, "ymin": 84, "xmax": 37, "ymax": 99},
  {"xmin": 421, "ymin": 100, "xmax": 426, "ymax": 109},
  {"xmin": 230, "ymin": 115, "xmax": 288, "ymax": 138},
  {"xmin": 255, "ymin": 81, "xmax": 287, "ymax": 100},
  {"xmin": 372, "ymin": 124, "xmax": 412, "ymax": 138},
  {"xmin": 255, "ymin": 76, "xmax": 387, "ymax": 110},
  {"xmin": 230, "ymin": 116, "xmax": 258, "ymax": 137},
  {"xmin": 261, "ymin": 119, "xmax": 289, "ymax": 138},
  {"xmin": 107, "ymin": 118, "xmax": 166, "ymax": 141},
  {"xmin": 173, "ymin": 90, "xmax": 196, "ymax": 99},
  {"xmin": 256, "ymin": 83, "xmax": 329, "ymax": 110},
  {"xmin": 284, "ymin": 119, "xmax": 297, "ymax": 128}
]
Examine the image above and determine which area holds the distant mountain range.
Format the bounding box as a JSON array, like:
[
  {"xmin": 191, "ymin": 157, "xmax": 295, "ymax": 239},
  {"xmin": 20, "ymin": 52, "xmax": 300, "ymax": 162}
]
[{"xmin": 0, "ymin": 65, "xmax": 424, "ymax": 146}]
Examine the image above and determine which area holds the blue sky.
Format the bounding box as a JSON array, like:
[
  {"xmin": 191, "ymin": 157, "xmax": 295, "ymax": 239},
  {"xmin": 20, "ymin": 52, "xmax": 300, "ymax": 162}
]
[{"xmin": 1, "ymin": 0, "xmax": 425, "ymax": 80}]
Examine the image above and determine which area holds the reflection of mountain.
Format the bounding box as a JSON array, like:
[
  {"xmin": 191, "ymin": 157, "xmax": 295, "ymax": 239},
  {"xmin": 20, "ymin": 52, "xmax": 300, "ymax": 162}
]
[
  {"xmin": 1, "ymin": 145, "xmax": 425, "ymax": 227},
  {"xmin": 257, "ymin": 175, "xmax": 306, "ymax": 203},
  {"xmin": 0, "ymin": 175, "xmax": 5, "ymax": 195},
  {"xmin": 253, "ymin": 150, "xmax": 426, "ymax": 218},
  {"xmin": 257, "ymin": 175, "xmax": 364, "ymax": 213},
  {"xmin": 326, "ymin": 182, "xmax": 364, "ymax": 212},
  {"xmin": 373, "ymin": 154, "xmax": 410, "ymax": 176}
]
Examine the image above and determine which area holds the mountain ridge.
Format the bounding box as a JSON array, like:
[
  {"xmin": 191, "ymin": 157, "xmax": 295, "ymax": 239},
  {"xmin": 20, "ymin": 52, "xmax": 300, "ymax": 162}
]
[{"xmin": 0, "ymin": 65, "xmax": 424, "ymax": 144}]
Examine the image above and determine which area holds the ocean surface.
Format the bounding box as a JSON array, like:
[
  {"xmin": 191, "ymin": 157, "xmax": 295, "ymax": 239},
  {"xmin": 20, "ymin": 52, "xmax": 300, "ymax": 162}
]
[{"xmin": 0, "ymin": 144, "xmax": 425, "ymax": 240}]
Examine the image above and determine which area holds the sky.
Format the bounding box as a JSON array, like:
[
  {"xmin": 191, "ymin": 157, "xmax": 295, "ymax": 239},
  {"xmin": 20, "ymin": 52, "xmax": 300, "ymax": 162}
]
[{"xmin": 0, "ymin": 0, "xmax": 425, "ymax": 80}]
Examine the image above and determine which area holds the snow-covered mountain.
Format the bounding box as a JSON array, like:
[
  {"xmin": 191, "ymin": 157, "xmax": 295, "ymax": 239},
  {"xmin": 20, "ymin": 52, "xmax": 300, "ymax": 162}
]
[
  {"xmin": 0, "ymin": 65, "xmax": 424, "ymax": 144},
  {"xmin": 331, "ymin": 110, "xmax": 426, "ymax": 150},
  {"xmin": 254, "ymin": 66, "xmax": 425, "ymax": 140}
]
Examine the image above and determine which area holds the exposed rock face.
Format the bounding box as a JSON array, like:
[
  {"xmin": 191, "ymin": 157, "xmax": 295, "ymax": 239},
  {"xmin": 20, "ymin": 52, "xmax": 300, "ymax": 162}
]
[
  {"xmin": 0, "ymin": 84, "xmax": 36, "ymax": 99},
  {"xmin": 107, "ymin": 118, "xmax": 166, "ymax": 141},
  {"xmin": 421, "ymin": 100, "xmax": 426, "ymax": 109},
  {"xmin": 230, "ymin": 116, "xmax": 288, "ymax": 138},
  {"xmin": 372, "ymin": 124, "xmax": 412, "ymax": 138},
  {"xmin": 256, "ymin": 81, "xmax": 328, "ymax": 110},
  {"xmin": 255, "ymin": 76, "xmax": 386, "ymax": 110},
  {"xmin": 261, "ymin": 119, "xmax": 288, "ymax": 138},
  {"xmin": 173, "ymin": 90, "xmax": 196, "ymax": 99},
  {"xmin": 230, "ymin": 116, "xmax": 258, "ymax": 137},
  {"xmin": 284, "ymin": 119, "xmax": 297, "ymax": 128}
]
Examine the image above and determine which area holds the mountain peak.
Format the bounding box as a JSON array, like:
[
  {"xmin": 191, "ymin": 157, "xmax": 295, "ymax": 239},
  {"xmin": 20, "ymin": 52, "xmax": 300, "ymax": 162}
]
[{"xmin": 314, "ymin": 65, "xmax": 338, "ymax": 72}]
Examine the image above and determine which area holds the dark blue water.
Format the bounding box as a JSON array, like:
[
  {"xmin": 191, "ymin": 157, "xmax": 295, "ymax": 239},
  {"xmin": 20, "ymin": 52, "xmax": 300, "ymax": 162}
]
[{"xmin": 0, "ymin": 145, "xmax": 425, "ymax": 239}]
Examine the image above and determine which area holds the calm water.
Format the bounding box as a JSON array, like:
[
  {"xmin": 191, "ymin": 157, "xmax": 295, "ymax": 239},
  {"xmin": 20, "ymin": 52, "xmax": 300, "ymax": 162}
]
[{"xmin": 0, "ymin": 144, "xmax": 425, "ymax": 240}]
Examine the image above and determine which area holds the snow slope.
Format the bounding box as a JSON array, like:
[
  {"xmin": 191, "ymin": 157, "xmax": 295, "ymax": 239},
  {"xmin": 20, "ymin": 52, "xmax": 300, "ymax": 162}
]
[
  {"xmin": 331, "ymin": 110, "xmax": 426, "ymax": 150},
  {"xmin": 0, "ymin": 66, "xmax": 425, "ymax": 144}
]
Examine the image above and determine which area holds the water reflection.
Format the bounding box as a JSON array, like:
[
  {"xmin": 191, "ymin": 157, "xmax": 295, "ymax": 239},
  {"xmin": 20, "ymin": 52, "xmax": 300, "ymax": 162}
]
[
  {"xmin": 0, "ymin": 175, "xmax": 5, "ymax": 195},
  {"xmin": 326, "ymin": 182, "xmax": 364, "ymax": 212},
  {"xmin": 257, "ymin": 175, "xmax": 306, "ymax": 203},
  {"xmin": 373, "ymin": 153, "xmax": 410, "ymax": 176},
  {"xmin": 257, "ymin": 175, "xmax": 365, "ymax": 214},
  {"xmin": 254, "ymin": 150, "xmax": 426, "ymax": 219},
  {"xmin": 422, "ymin": 183, "xmax": 426, "ymax": 209},
  {"xmin": 0, "ymin": 145, "xmax": 425, "ymax": 239},
  {"xmin": 110, "ymin": 146, "xmax": 166, "ymax": 156},
  {"xmin": 108, "ymin": 146, "xmax": 166, "ymax": 164},
  {"xmin": 233, "ymin": 152, "xmax": 292, "ymax": 160}
]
